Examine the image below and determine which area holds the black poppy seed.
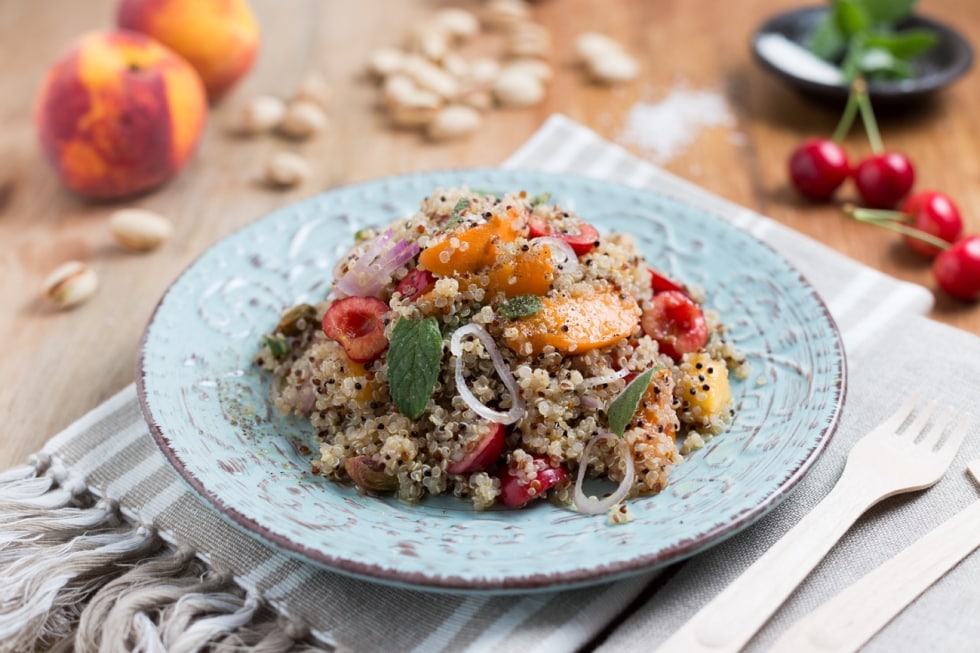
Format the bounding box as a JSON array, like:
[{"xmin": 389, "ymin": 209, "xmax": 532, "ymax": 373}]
[
  {"xmin": 702, "ymin": 384, "xmax": 710, "ymax": 391},
  {"xmin": 698, "ymin": 374, "xmax": 705, "ymax": 381},
  {"xmin": 707, "ymin": 367, "xmax": 714, "ymax": 374},
  {"xmin": 695, "ymin": 362, "xmax": 703, "ymax": 370},
  {"xmin": 440, "ymin": 195, "xmax": 446, "ymax": 201}
]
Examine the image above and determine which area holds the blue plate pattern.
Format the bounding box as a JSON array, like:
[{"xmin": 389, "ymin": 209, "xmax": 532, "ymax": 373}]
[{"xmin": 137, "ymin": 169, "xmax": 846, "ymax": 593}]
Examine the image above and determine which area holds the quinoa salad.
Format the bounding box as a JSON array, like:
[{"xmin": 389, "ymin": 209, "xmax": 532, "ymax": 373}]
[{"xmin": 256, "ymin": 187, "xmax": 747, "ymax": 517}]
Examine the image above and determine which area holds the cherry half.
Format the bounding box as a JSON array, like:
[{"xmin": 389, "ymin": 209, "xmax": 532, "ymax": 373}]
[{"xmin": 788, "ymin": 138, "xmax": 851, "ymax": 201}]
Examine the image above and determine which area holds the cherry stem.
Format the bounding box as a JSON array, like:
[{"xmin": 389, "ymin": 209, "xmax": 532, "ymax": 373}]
[
  {"xmin": 831, "ymin": 82, "xmax": 860, "ymax": 143},
  {"xmin": 846, "ymin": 206, "xmax": 950, "ymax": 251},
  {"xmin": 852, "ymin": 78, "xmax": 884, "ymax": 154}
]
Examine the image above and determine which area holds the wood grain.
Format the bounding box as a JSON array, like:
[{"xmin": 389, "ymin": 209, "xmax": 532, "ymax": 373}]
[{"xmin": 1, "ymin": 0, "xmax": 978, "ymax": 470}]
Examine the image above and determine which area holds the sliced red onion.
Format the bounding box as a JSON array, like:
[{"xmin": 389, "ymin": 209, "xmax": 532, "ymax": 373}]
[
  {"xmin": 533, "ymin": 236, "xmax": 580, "ymax": 275},
  {"xmin": 450, "ymin": 323, "xmax": 525, "ymax": 424},
  {"xmin": 579, "ymin": 394, "xmax": 603, "ymax": 411},
  {"xmin": 335, "ymin": 229, "xmax": 419, "ymax": 298},
  {"xmin": 581, "ymin": 367, "xmax": 630, "ymax": 389},
  {"xmin": 573, "ymin": 431, "xmax": 635, "ymax": 515}
]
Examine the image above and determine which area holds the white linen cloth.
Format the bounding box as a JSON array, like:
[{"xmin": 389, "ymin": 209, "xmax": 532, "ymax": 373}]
[{"xmin": 1, "ymin": 115, "xmax": 977, "ymax": 653}]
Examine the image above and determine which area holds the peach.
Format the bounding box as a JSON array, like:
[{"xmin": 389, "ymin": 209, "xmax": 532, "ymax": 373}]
[
  {"xmin": 117, "ymin": 0, "xmax": 260, "ymax": 101},
  {"xmin": 35, "ymin": 30, "xmax": 207, "ymax": 200}
]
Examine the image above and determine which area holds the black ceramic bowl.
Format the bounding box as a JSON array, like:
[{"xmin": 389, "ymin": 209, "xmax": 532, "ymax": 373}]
[{"xmin": 751, "ymin": 6, "xmax": 973, "ymax": 107}]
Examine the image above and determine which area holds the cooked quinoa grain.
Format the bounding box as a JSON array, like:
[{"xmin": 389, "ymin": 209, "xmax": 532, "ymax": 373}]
[{"xmin": 258, "ymin": 187, "xmax": 745, "ymax": 512}]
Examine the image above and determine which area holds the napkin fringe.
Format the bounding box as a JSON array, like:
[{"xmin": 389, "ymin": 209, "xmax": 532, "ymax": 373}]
[{"xmin": 0, "ymin": 454, "xmax": 327, "ymax": 653}]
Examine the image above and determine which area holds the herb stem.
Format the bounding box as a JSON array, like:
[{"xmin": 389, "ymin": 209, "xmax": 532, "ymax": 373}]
[
  {"xmin": 847, "ymin": 206, "xmax": 951, "ymax": 251},
  {"xmin": 831, "ymin": 80, "xmax": 861, "ymax": 143},
  {"xmin": 853, "ymin": 78, "xmax": 884, "ymax": 154}
]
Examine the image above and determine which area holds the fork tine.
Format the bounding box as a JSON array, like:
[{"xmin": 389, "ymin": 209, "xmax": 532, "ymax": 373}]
[
  {"xmin": 918, "ymin": 406, "xmax": 953, "ymax": 450},
  {"xmin": 897, "ymin": 400, "xmax": 938, "ymax": 440},
  {"xmin": 875, "ymin": 395, "xmax": 919, "ymax": 436},
  {"xmin": 934, "ymin": 416, "xmax": 970, "ymax": 466}
]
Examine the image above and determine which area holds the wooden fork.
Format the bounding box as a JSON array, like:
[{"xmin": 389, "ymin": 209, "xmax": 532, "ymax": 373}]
[
  {"xmin": 654, "ymin": 398, "xmax": 969, "ymax": 653},
  {"xmin": 769, "ymin": 458, "xmax": 980, "ymax": 652}
]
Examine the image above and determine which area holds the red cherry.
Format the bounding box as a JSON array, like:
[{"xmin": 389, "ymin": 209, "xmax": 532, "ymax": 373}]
[
  {"xmin": 648, "ymin": 268, "xmax": 688, "ymax": 295},
  {"xmin": 853, "ymin": 152, "xmax": 915, "ymax": 208},
  {"xmin": 641, "ymin": 290, "xmax": 709, "ymax": 361},
  {"xmin": 932, "ymin": 236, "xmax": 980, "ymax": 301},
  {"xmin": 498, "ymin": 457, "xmax": 568, "ymax": 508},
  {"xmin": 395, "ymin": 267, "xmax": 436, "ymax": 301},
  {"xmin": 446, "ymin": 423, "xmax": 505, "ymax": 475},
  {"xmin": 321, "ymin": 296, "xmax": 389, "ymax": 363},
  {"xmin": 899, "ymin": 191, "xmax": 964, "ymax": 258},
  {"xmin": 788, "ymin": 138, "xmax": 851, "ymax": 201},
  {"xmin": 528, "ymin": 217, "xmax": 600, "ymax": 255}
]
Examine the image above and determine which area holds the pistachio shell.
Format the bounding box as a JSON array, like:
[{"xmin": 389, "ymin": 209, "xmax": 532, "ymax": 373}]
[
  {"xmin": 43, "ymin": 261, "xmax": 98, "ymax": 310},
  {"xmin": 109, "ymin": 208, "xmax": 173, "ymax": 252}
]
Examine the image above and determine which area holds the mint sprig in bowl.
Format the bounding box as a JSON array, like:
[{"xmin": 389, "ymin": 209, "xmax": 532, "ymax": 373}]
[{"xmin": 751, "ymin": 2, "xmax": 973, "ymax": 107}]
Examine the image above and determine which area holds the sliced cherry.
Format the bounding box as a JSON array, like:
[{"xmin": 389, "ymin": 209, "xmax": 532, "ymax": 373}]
[
  {"xmin": 641, "ymin": 290, "xmax": 709, "ymax": 361},
  {"xmin": 498, "ymin": 457, "xmax": 568, "ymax": 508},
  {"xmin": 396, "ymin": 268, "xmax": 436, "ymax": 301},
  {"xmin": 788, "ymin": 138, "xmax": 851, "ymax": 201},
  {"xmin": 528, "ymin": 217, "xmax": 600, "ymax": 255},
  {"xmin": 900, "ymin": 191, "xmax": 963, "ymax": 258},
  {"xmin": 933, "ymin": 235, "xmax": 980, "ymax": 301},
  {"xmin": 853, "ymin": 152, "xmax": 915, "ymax": 208},
  {"xmin": 321, "ymin": 296, "xmax": 389, "ymax": 363},
  {"xmin": 447, "ymin": 423, "xmax": 506, "ymax": 475},
  {"xmin": 648, "ymin": 268, "xmax": 687, "ymax": 295}
]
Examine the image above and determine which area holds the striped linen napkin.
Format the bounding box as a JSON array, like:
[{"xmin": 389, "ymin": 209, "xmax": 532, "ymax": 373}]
[{"xmin": 2, "ymin": 114, "xmax": 977, "ymax": 653}]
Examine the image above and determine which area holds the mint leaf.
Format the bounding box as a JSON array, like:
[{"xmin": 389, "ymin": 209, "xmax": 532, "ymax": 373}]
[
  {"xmin": 835, "ymin": 0, "xmax": 871, "ymax": 37},
  {"xmin": 607, "ymin": 368, "xmax": 655, "ymax": 437},
  {"xmin": 860, "ymin": 0, "xmax": 918, "ymax": 24},
  {"xmin": 388, "ymin": 317, "xmax": 443, "ymax": 420},
  {"xmin": 497, "ymin": 294, "xmax": 544, "ymax": 320},
  {"xmin": 262, "ymin": 334, "xmax": 289, "ymax": 358},
  {"xmin": 864, "ymin": 29, "xmax": 937, "ymax": 59},
  {"xmin": 808, "ymin": 15, "xmax": 846, "ymax": 60}
]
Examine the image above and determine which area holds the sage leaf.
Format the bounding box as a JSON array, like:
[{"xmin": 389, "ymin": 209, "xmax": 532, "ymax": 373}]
[
  {"xmin": 388, "ymin": 317, "xmax": 443, "ymax": 420},
  {"xmin": 607, "ymin": 368, "xmax": 655, "ymax": 438},
  {"xmin": 497, "ymin": 294, "xmax": 544, "ymax": 320},
  {"xmin": 445, "ymin": 197, "xmax": 470, "ymax": 228}
]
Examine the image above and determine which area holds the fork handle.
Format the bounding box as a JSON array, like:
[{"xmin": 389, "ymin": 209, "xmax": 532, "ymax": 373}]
[
  {"xmin": 768, "ymin": 498, "xmax": 980, "ymax": 653},
  {"xmin": 654, "ymin": 472, "xmax": 878, "ymax": 653}
]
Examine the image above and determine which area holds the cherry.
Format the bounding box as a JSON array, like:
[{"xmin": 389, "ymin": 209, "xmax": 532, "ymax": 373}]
[
  {"xmin": 640, "ymin": 290, "xmax": 709, "ymax": 361},
  {"xmin": 788, "ymin": 138, "xmax": 851, "ymax": 201},
  {"xmin": 648, "ymin": 267, "xmax": 688, "ymax": 295},
  {"xmin": 528, "ymin": 217, "xmax": 600, "ymax": 255},
  {"xmin": 900, "ymin": 191, "xmax": 963, "ymax": 258},
  {"xmin": 321, "ymin": 296, "xmax": 389, "ymax": 363},
  {"xmin": 446, "ymin": 423, "xmax": 505, "ymax": 475},
  {"xmin": 853, "ymin": 152, "xmax": 915, "ymax": 208},
  {"xmin": 498, "ymin": 457, "xmax": 568, "ymax": 508},
  {"xmin": 932, "ymin": 236, "xmax": 980, "ymax": 301},
  {"xmin": 395, "ymin": 267, "xmax": 436, "ymax": 301}
]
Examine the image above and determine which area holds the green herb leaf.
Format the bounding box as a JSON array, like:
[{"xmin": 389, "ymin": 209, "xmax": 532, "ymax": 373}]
[
  {"xmin": 529, "ymin": 192, "xmax": 552, "ymax": 207},
  {"xmin": 860, "ymin": 0, "xmax": 918, "ymax": 24},
  {"xmin": 834, "ymin": 0, "xmax": 871, "ymax": 37},
  {"xmin": 864, "ymin": 29, "xmax": 937, "ymax": 59},
  {"xmin": 497, "ymin": 294, "xmax": 544, "ymax": 320},
  {"xmin": 444, "ymin": 198, "xmax": 471, "ymax": 229},
  {"xmin": 262, "ymin": 334, "xmax": 290, "ymax": 358},
  {"xmin": 387, "ymin": 317, "xmax": 443, "ymax": 420},
  {"xmin": 607, "ymin": 368, "xmax": 655, "ymax": 438},
  {"xmin": 808, "ymin": 15, "xmax": 846, "ymax": 60},
  {"xmin": 354, "ymin": 228, "xmax": 373, "ymax": 242}
]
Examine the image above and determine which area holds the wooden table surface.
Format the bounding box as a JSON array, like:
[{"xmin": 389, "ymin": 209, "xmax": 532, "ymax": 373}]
[{"xmin": 2, "ymin": 0, "xmax": 978, "ymax": 470}]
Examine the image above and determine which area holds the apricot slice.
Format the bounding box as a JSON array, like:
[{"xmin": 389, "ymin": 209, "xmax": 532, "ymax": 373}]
[{"xmin": 504, "ymin": 290, "xmax": 640, "ymax": 356}]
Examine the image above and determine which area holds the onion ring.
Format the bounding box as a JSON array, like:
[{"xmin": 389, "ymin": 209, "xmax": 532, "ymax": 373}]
[
  {"xmin": 450, "ymin": 323, "xmax": 526, "ymax": 424},
  {"xmin": 573, "ymin": 431, "xmax": 636, "ymax": 515},
  {"xmin": 533, "ymin": 236, "xmax": 580, "ymax": 275}
]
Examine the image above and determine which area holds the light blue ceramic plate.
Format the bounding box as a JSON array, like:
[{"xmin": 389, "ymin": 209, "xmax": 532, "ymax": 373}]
[{"xmin": 137, "ymin": 169, "xmax": 846, "ymax": 593}]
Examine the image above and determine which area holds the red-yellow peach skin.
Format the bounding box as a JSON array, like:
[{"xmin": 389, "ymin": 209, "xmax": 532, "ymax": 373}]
[
  {"xmin": 117, "ymin": 0, "xmax": 260, "ymax": 101},
  {"xmin": 35, "ymin": 30, "xmax": 207, "ymax": 200}
]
